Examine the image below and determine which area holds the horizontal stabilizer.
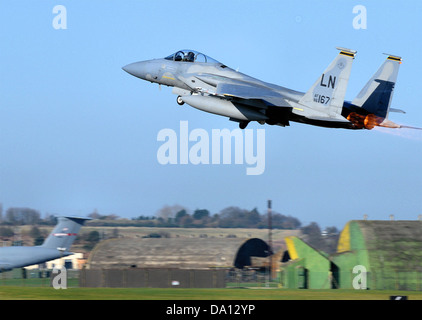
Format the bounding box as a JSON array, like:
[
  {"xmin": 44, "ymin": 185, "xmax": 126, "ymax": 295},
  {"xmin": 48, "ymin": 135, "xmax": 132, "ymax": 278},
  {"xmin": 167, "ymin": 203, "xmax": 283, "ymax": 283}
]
[
  {"xmin": 378, "ymin": 119, "xmax": 422, "ymax": 130},
  {"xmin": 400, "ymin": 125, "xmax": 422, "ymax": 130},
  {"xmin": 389, "ymin": 108, "xmax": 406, "ymax": 114}
]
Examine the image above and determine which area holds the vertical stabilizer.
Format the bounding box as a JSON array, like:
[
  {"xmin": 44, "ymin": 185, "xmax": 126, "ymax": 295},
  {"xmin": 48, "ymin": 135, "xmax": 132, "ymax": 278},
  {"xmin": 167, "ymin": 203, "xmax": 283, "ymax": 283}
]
[
  {"xmin": 298, "ymin": 47, "xmax": 356, "ymax": 120},
  {"xmin": 41, "ymin": 216, "xmax": 90, "ymax": 251},
  {"xmin": 352, "ymin": 54, "xmax": 402, "ymax": 119}
]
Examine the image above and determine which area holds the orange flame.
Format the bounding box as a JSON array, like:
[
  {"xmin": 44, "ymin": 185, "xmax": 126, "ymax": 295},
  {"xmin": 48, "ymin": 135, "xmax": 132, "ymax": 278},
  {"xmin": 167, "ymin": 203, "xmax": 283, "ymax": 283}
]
[{"xmin": 347, "ymin": 112, "xmax": 384, "ymax": 130}]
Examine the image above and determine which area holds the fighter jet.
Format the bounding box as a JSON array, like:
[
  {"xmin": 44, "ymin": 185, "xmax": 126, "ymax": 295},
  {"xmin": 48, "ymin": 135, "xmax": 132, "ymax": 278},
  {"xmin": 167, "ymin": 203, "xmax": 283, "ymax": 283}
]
[
  {"xmin": 0, "ymin": 216, "xmax": 89, "ymax": 271},
  {"xmin": 123, "ymin": 48, "xmax": 417, "ymax": 130}
]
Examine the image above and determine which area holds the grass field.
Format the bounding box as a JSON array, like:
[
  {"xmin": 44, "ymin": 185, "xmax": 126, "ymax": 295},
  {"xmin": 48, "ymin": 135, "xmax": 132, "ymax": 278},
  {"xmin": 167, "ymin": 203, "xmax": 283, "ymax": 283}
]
[{"xmin": 0, "ymin": 286, "xmax": 421, "ymax": 300}]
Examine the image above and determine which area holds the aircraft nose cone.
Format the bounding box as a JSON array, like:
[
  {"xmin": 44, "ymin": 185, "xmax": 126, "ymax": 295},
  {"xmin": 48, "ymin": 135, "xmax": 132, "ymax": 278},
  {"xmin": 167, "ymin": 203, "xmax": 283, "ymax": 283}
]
[
  {"xmin": 122, "ymin": 62, "xmax": 143, "ymax": 77},
  {"xmin": 122, "ymin": 60, "xmax": 160, "ymax": 82}
]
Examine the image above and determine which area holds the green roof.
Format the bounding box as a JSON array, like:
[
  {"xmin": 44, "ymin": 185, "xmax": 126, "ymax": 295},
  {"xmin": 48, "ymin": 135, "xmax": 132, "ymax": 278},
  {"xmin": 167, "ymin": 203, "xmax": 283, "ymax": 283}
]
[{"xmin": 338, "ymin": 220, "xmax": 422, "ymax": 272}]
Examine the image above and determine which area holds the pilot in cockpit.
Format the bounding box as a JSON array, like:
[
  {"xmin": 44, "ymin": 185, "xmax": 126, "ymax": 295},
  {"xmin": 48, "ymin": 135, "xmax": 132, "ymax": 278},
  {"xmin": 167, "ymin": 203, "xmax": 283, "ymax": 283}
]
[
  {"xmin": 185, "ymin": 51, "xmax": 195, "ymax": 62},
  {"xmin": 174, "ymin": 51, "xmax": 183, "ymax": 61}
]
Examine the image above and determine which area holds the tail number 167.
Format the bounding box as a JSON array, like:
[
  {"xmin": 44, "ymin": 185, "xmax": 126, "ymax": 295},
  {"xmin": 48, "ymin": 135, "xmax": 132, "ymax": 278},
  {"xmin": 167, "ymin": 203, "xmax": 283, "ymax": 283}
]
[{"xmin": 314, "ymin": 94, "xmax": 331, "ymax": 105}]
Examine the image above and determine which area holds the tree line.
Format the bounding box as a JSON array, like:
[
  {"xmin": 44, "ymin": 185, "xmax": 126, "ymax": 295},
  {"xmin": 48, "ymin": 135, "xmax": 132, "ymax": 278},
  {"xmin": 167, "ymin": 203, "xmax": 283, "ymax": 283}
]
[
  {"xmin": 124, "ymin": 205, "xmax": 300, "ymax": 230},
  {"xmin": 0, "ymin": 204, "xmax": 327, "ymax": 231},
  {"xmin": 0, "ymin": 206, "xmax": 56, "ymax": 226},
  {"xmin": 0, "ymin": 204, "xmax": 340, "ymax": 254}
]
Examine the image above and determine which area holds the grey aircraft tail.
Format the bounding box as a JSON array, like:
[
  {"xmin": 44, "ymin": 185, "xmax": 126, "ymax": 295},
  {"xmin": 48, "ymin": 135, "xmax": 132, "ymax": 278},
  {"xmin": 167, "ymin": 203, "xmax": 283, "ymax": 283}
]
[
  {"xmin": 352, "ymin": 54, "xmax": 402, "ymax": 119},
  {"xmin": 41, "ymin": 216, "xmax": 90, "ymax": 251},
  {"xmin": 296, "ymin": 47, "xmax": 356, "ymax": 123}
]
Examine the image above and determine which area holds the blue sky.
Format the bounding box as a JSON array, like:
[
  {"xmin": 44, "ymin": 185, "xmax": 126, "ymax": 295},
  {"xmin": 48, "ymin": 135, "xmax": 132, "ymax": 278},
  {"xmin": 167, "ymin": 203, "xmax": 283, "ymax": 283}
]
[{"xmin": 0, "ymin": 0, "xmax": 421, "ymax": 229}]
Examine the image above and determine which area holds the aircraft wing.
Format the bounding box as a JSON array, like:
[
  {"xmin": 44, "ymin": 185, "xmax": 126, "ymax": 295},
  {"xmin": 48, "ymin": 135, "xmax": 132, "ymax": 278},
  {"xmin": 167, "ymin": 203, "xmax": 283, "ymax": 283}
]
[
  {"xmin": 0, "ymin": 262, "xmax": 13, "ymax": 271},
  {"xmin": 194, "ymin": 75, "xmax": 291, "ymax": 108},
  {"xmin": 216, "ymin": 82, "xmax": 291, "ymax": 108}
]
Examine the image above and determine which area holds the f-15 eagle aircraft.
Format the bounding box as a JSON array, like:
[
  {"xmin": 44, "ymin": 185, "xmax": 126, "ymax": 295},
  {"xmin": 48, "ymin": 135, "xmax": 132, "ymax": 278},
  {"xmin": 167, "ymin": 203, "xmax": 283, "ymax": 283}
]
[
  {"xmin": 123, "ymin": 48, "xmax": 417, "ymax": 130},
  {"xmin": 0, "ymin": 216, "xmax": 89, "ymax": 271}
]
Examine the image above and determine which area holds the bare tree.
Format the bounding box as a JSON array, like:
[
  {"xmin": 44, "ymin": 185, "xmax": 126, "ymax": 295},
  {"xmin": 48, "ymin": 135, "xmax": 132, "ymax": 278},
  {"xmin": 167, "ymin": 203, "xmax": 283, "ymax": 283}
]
[
  {"xmin": 155, "ymin": 204, "xmax": 187, "ymax": 221},
  {"xmin": 5, "ymin": 208, "xmax": 41, "ymax": 225}
]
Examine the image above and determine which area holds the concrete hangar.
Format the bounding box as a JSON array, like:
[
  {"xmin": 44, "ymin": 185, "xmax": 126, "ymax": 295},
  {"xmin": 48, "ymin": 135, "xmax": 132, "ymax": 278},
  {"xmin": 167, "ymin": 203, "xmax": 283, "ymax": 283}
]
[
  {"xmin": 82, "ymin": 237, "xmax": 277, "ymax": 288},
  {"xmin": 281, "ymin": 220, "xmax": 422, "ymax": 290}
]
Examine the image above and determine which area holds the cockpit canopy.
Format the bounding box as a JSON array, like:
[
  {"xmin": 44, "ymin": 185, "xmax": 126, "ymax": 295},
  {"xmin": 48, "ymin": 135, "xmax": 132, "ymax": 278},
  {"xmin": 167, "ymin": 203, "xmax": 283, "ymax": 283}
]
[{"xmin": 164, "ymin": 50, "xmax": 220, "ymax": 64}]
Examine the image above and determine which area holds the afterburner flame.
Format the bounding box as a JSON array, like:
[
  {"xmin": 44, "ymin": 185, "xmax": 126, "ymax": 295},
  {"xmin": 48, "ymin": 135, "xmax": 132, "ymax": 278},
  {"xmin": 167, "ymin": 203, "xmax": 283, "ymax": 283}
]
[{"xmin": 347, "ymin": 112, "xmax": 391, "ymax": 130}]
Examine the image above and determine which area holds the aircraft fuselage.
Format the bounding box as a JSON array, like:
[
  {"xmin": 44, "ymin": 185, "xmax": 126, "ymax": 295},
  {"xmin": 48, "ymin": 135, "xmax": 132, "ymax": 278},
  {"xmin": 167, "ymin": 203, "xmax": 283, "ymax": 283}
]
[{"xmin": 123, "ymin": 49, "xmax": 406, "ymax": 130}]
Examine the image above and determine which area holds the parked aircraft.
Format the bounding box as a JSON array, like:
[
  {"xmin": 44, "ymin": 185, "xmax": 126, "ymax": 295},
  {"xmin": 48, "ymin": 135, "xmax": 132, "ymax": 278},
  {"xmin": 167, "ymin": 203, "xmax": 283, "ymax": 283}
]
[{"xmin": 0, "ymin": 216, "xmax": 89, "ymax": 271}]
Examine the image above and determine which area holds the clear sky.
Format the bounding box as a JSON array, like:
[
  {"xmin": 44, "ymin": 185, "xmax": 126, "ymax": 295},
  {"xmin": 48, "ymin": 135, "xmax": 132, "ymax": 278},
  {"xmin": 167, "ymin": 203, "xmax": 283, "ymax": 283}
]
[{"xmin": 0, "ymin": 0, "xmax": 421, "ymax": 229}]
